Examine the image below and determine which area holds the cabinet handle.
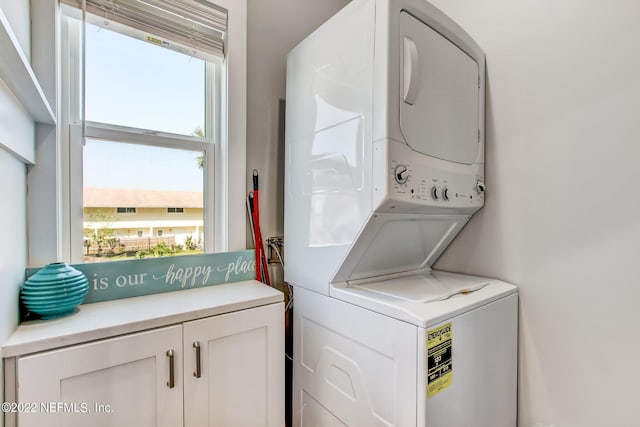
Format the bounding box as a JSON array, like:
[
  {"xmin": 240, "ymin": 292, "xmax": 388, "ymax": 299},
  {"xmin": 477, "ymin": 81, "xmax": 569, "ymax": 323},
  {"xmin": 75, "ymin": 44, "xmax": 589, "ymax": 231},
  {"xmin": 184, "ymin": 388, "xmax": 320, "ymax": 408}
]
[
  {"xmin": 166, "ymin": 349, "xmax": 175, "ymax": 389},
  {"xmin": 193, "ymin": 341, "xmax": 201, "ymax": 378}
]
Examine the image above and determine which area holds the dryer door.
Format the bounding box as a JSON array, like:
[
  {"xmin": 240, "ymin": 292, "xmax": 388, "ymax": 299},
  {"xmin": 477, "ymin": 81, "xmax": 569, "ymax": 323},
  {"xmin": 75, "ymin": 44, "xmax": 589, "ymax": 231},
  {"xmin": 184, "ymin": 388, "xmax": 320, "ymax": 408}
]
[{"xmin": 399, "ymin": 11, "xmax": 480, "ymax": 165}]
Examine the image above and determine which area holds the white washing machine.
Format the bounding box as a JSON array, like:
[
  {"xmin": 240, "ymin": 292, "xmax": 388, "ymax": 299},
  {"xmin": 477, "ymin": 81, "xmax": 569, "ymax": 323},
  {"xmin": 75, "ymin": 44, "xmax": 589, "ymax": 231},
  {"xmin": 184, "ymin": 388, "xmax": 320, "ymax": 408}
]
[
  {"xmin": 295, "ymin": 273, "xmax": 517, "ymax": 427},
  {"xmin": 284, "ymin": 0, "xmax": 518, "ymax": 425}
]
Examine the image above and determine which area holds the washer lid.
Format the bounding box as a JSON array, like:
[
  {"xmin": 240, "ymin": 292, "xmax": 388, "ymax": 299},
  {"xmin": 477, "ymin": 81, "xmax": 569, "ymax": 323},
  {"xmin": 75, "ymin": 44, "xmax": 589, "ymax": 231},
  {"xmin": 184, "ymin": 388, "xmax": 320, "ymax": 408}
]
[
  {"xmin": 399, "ymin": 11, "xmax": 480, "ymax": 165},
  {"xmin": 350, "ymin": 273, "xmax": 488, "ymax": 303},
  {"xmin": 330, "ymin": 270, "xmax": 517, "ymax": 328},
  {"xmin": 331, "ymin": 212, "xmax": 470, "ymax": 284}
]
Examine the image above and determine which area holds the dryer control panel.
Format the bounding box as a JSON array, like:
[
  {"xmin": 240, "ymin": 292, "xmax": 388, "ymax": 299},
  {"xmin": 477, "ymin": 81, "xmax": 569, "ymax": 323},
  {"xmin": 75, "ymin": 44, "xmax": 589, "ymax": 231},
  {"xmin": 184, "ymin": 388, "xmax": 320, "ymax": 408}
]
[{"xmin": 377, "ymin": 140, "xmax": 484, "ymax": 214}]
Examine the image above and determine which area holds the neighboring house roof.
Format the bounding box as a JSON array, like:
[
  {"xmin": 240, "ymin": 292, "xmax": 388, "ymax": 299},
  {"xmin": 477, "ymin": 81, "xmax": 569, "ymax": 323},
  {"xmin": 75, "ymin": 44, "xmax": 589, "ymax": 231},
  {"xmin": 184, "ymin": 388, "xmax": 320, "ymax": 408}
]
[{"xmin": 84, "ymin": 188, "xmax": 203, "ymax": 208}]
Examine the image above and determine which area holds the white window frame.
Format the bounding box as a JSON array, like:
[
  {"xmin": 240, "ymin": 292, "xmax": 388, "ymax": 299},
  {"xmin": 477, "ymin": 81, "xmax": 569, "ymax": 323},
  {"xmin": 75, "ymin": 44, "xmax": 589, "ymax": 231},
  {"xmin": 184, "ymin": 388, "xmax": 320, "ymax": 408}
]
[{"xmin": 56, "ymin": 0, "xmax": 247, "ymax": 264}]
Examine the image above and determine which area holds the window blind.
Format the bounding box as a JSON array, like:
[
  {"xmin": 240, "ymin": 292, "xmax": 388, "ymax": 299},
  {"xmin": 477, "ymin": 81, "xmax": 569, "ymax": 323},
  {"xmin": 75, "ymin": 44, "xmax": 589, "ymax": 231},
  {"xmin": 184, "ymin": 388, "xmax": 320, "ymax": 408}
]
[{"xmin": 61, "ymin": 0, "xmax": 227, "ymax": 59}]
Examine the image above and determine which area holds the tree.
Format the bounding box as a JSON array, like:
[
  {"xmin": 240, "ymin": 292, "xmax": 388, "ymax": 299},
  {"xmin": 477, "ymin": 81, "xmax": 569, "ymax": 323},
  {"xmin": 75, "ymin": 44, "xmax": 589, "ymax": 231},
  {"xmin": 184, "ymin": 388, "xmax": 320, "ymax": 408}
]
[
  {"xmin": 84, "ymin": 212, "xmax": 119, "ymax": 256},
  {"xmin": 184, "ymin": 234, "xmax": 197, "ymax": 250},
  {"xmin": 193, "ymin": 126, "xmax": 205, "ymax": 168}
]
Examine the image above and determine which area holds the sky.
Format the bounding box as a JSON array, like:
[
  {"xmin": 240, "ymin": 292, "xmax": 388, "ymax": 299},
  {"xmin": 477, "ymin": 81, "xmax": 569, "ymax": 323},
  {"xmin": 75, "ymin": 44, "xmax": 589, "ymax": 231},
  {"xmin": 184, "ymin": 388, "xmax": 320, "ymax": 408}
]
[{"xmin": 83, "ymin": 22, "xmax": 206, "ymax": 192}]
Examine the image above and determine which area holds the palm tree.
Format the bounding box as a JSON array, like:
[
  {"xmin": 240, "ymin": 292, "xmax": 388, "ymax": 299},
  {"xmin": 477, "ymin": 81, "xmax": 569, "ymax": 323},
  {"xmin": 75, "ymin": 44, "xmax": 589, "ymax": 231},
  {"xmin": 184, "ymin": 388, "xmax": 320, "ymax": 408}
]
[{"xmin": 193, "ymin": 126, "xmax": 205, "ymax": 168}]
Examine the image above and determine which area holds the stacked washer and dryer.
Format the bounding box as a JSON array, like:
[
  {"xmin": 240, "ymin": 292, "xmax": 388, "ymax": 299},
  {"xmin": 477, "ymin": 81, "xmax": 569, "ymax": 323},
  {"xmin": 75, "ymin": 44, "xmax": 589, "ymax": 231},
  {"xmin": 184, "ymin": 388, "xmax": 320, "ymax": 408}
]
[{"xmin": 284, "ymin": 0, "xmax": 518, "ymax": 426}]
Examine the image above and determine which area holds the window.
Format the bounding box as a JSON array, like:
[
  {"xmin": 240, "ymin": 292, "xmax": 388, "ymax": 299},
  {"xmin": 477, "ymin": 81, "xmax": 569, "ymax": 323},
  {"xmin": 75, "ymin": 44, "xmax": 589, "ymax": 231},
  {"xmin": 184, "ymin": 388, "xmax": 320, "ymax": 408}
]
[
  {"xmin": 157, "ymin": 230, "xmax": 164, "ymax": 237},
  {"xmin": 42, "ymin": 0, "xmax": 247, "ymax": 265},
  {"xmin": 55, "ymin": 0, "xmax": 247, "ymax": 265},
  {"xmin": 71, "ymin": 20, "xmax": 212, "ymax": 263},
  {"xmin": 27, "ymin": 0, "xmax": 247, "ymax": 266},
  {"xmin": 137, "ymin": 231, "xmax": 143, "ymax": 238},
  {"xmin": 117, "ymin": 208, "xmax": 136, "ymax": 214}
]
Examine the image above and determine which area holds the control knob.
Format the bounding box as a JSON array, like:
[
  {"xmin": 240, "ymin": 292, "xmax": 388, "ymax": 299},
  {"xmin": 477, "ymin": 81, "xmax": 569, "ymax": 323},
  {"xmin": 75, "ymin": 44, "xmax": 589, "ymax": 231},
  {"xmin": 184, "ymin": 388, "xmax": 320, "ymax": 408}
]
[
  {"xmin": 430, "ymin": 186, "xmax": 439, "ymax": 200},
  {"xmin": 475, "ymin": 180, "xmax": 486, "ymax": 195},
  {"xmin": 394, "ymin": 164, "xmax": 409, "ymax": 185}
]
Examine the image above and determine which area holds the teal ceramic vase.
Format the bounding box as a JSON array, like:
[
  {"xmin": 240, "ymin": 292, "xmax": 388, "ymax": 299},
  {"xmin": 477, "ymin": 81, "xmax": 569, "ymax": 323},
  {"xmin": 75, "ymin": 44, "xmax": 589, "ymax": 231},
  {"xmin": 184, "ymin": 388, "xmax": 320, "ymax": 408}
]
[{"xmin": 21, "ymin": 262, "xmax": 89, "ymax": 319}]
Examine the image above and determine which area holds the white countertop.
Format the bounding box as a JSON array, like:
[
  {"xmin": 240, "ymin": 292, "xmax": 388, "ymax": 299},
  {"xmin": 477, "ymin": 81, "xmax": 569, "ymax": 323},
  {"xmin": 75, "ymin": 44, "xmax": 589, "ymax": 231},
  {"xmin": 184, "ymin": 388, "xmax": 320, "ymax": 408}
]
[{"xmin": 3, "ymin": 280, "xmax": 283, "ymax": 358}]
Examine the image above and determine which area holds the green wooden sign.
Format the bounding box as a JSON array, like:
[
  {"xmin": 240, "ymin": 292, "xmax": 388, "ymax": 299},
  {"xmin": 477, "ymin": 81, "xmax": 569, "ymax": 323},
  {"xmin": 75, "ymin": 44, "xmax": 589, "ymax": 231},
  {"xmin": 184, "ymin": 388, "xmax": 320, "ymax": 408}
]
[{"xmin": 25, "ymin": 250, "xmax": 257, "ymax": 304}]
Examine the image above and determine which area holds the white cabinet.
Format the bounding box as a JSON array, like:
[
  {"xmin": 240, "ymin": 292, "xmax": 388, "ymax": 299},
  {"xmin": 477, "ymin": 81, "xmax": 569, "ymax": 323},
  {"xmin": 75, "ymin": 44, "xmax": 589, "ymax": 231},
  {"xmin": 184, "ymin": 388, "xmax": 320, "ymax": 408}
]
[
  {"xmin": 183, "ymin": 303, "xmax": 284, "ymax": 426},
  {"xmin": 3, "ymin": 281, "xmax": 284, "ymax": 427},
  {"xmin": 17, "ymin": 326, "xmax": 184, "ymax": 427}
]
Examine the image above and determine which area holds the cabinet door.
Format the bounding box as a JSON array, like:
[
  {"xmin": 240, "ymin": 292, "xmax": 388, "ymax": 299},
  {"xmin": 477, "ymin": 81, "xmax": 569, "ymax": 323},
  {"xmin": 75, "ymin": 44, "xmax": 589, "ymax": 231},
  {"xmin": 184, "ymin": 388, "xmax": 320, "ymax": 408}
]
[
  {"xmin": 183, "ymin": 302, "xmax": 284, "ymax": 427},
  {"xmin": 17, "ymin": 325, "xmax": 183, "ymax": 427}
]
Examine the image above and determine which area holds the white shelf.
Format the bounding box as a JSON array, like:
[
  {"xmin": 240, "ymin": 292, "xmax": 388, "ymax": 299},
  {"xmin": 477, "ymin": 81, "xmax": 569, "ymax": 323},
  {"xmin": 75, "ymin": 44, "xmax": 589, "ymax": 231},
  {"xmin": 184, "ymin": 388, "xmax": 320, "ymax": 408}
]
[
  {"xmin": 2, "ymin": 280, "xmax": 283, "ymax": 357},
  {"xmin": 0, "ymin": 9, "xmax": 55, "ymax": 125}
]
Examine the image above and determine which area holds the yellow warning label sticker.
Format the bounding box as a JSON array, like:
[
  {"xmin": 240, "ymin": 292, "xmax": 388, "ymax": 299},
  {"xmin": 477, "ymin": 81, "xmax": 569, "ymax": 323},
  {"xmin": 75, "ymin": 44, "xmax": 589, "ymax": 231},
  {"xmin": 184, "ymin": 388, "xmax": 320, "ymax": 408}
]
[
  {"xmin": 427, "ymin": 322, "xmax": 452, "ymax": 398},
  {"xmin": 146, "ymin": 36, "xmax": 163, "ymax": 45}
]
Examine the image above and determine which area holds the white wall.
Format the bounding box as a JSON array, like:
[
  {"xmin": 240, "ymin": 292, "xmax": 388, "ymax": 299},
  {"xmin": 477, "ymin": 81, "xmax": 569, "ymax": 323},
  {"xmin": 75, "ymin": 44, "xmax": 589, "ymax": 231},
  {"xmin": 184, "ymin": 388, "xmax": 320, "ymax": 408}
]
[
  {"xmin": 428, "ymin": 1, "xmax": 640, "ymax": 425},
  {"xmin": 0, "ymin": 1, "xmax": 30, "ymax": 59},
  {"xmin": 0, "ymin": 148, "xmax": 27, "ymax": 427},
  {"xmin": 0, "ymin": 3, "xmax": 31, "ymax": 424},
  {"xmin": 246, "ymin": 0, "xmax": 350, "ymax": 243}
]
